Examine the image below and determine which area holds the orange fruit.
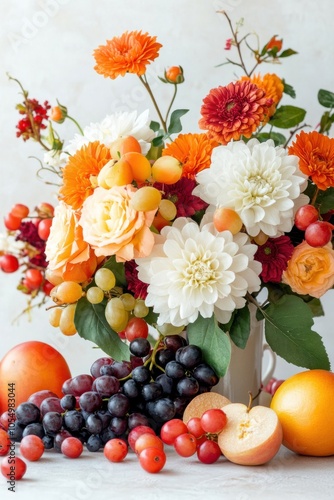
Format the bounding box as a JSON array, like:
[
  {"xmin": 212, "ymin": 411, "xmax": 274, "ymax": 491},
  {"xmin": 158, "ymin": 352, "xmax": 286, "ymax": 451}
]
[
  {"xmin": 270, "ymin": 369, "xmax": 334, "ymax": 456},
  {"xmin": 110, "ymin": 136, "xmax": 142, "ymax": 159},
  {"xmin": 121, "ymin": 152, "xmax": 151, "ymax": 183},
  {"xmin": 0, "ymin": 341, "xmax": 71, "ymax": 414}
]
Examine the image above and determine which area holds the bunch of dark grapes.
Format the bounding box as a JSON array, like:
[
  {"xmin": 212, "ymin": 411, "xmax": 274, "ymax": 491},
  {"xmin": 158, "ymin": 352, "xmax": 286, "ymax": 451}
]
[{"xmin": 10, "ymin": 336, "xmax": 219, "ymax": 453}]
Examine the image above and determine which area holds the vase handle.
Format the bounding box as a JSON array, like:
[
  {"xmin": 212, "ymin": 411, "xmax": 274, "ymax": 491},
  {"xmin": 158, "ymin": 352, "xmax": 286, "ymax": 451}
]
[{"xmin": 262, "ymin": 343, "xmax": 276, "ymax": 387}]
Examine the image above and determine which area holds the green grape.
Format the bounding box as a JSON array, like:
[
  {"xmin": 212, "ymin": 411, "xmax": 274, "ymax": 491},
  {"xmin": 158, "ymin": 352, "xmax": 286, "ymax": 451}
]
[
  {"xmin": 95, "ymin": 268, "xmax": 116, "ymax": 291},
  {"xmin": 158, "ymin": 199, "xmax": 177, "ymax": 221},
  {"xmin": 120, "ymin": 293, "xmax": 136, "ymax": 311},
  {"xmin": 105, "ymin": 297, "xmax": 129, "ymax": 332},
  {"xmin": 54, "ymin": 281, "xmax": 83, "ymax": 304},
  {"xmin": 133, "ymin": 299, "xmax": 149, "ymax": 318},
  {"xmin": 86, "ymin": 286, "xmax": 104, "ymax": 304}
]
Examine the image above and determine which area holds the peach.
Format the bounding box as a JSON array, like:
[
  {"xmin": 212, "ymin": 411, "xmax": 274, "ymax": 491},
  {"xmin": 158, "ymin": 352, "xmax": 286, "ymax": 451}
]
[
  {"xmin": 217, "ymin": 403, "xmax": 283, "ymax": 465},
  {"xmin": 97, "ymin": 159, "xmax": 133, "ymax": 188},
  {"xmin": 109, "ymin": 136, "xmax": 142, "ymax": 159},
  {"xmin": 151, "ymin": 155, "xmax": 182, "ymax": 184}
]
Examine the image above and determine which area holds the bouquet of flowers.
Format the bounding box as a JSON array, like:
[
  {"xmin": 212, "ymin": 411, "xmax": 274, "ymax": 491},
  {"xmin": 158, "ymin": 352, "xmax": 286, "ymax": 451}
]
[{"xmin": 2, "ymin": 12, "xmax": 333, "ymax": 378}]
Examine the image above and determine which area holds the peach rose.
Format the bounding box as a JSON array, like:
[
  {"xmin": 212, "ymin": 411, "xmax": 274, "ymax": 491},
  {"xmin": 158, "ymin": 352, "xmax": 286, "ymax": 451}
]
[
  {"xmin": 282, "ymin": 240, "xmax": 334, "ymax": 298},
  {"xmin": 79, "ymin": 185, "xmax": 156, "ymax": 262},
  {"xmin": 45, "ymin": 202, "xmax": 98, "ymax": 284}
]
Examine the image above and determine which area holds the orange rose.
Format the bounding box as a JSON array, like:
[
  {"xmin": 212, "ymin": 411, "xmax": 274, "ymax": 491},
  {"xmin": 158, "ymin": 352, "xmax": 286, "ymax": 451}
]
[
  {"xmin": 45, "ymin": 202, "xmax": 98, "ymax": 284},
  {"xmin": 79, "ymin": 185, "xmax": 156, "ymax": 262},
  {"xmin": 282, "ymin": 241, "xmax": 334, "ymax": 298}
]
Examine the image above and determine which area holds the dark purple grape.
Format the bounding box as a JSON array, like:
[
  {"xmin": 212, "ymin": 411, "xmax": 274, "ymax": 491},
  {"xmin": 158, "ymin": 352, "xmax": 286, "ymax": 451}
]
[
  {"xmin": 107, "ymin": 393, "xmax": 130, "ymax": 417},
  {"xmin": 155, "ymin": 374, "xmax": 175, "ymax": 396},
  {"xmin": 131, "ymin": 365, "xmax": 151, "ymax": 384},
  {"xmin": 147, "ymin": 398, "xmax": 176, "ymax": 423},
  {"xmin": 42, "ymin": 411, "xmax": 63, "ymax": 435},
  {"xmin": 176, "ymin": 345, "xmax": 202, "ymax": 369},
  {"xmin": 173, "ymin": 396, "xmax": 190, "ymax": 416},
  {"xmin": 63, "ymin": 410, "xmax": 84, "ymax": 432},
  {"xmin": 141, "ymin": 382, "xmax": 163, "ymax": 402},
  {"xmin": 60, "ymin": 394, "xmax": 77, "ymax": 411},
  {"xmin": 79, "ymin": 391, "xmax": 103, "ymax": 413},
  {"xmin": 15, "ymin": 402, "xmax": 40, "ymax": 426},
  {"xmin": 176, "ymin": 376, "xmax": 199, "ymax": 397},
  {"xmin": 86, "ymin": 434, "xmax": 103, "ymax": 452},
  {"xmin": 129, "ymin": 338, "xmax": 151, "ymax": 358},
  {"xmin": 130, "ymin": 355, "xmax": 144, "ymax": 369},
  {"xmin": 155, "ymin": 348, "xmax": 175, "ymax": 368},
  {"xmin": 192, "ymin": 363, "xmax": 219, "ymax": 387},
  {"xmin": 99, "ymin": 427, "xmax": 117, "ymax": 444},
  {"xmin": 42, "ymin": 434, "xmax": 54, "ymax": 449},
  {"xmin": 40, "ymin": 397, "xmax": 63, "ymax": 416},
  {"xmin": 104, "ymin": 361, "xmax": 132, "ymax": 379},
  {"xmin": 164, "ymin": 360, "xmax": 185, "ymax": 380},
  {"xmin": 90, "ymin": 357, "xmax": 113, "ymax": 378},
  {"xmin": 109, "ymin": 416, "xmax": 127, "ymax": 436},
  {"xmin": 62, "ymin": 374, "xmax": 94, "ymax": 396},
  {"xmin": 122, "ymin": 379, "xmax": 140, "ymax": 399},
  {"xmin": 8, "ymin": 421, "xmax": 25, "ymax": 442},
  {"xmin": 96, "ymin": 410, "xmax": 112, "ymax": 429},
  {"xmin": 22, "ymin": 422, "xmax": 45, "ymax": 439},
  {"xmin": 85, "ymin": 414, "xmax": 103, "ymax": 434},
  {"xmin": 163, "ymin": 334, "xmax": 187, "ymax": 352},
  {"xmin": 92, "ymin": 375, "xmax": 120, "ymax": 397},
  {"xmin": 127, "ymin": 412, "xmax": 150, "ymax": 430}
]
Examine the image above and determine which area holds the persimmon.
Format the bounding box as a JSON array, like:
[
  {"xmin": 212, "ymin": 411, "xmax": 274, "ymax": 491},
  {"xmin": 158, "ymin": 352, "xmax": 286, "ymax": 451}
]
[
  {"xmin": 0, "ymin": 341, "xmax": 71, "ymax": 414},
  {"xmin": 270, "ymin": 369, "xmax": 334, "ymax": 456}
]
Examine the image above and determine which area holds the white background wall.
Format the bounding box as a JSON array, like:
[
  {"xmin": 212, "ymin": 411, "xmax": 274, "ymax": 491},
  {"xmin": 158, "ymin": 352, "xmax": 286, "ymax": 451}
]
[{"xmin": 0, "ymin": 0, "xmax": 333, "ymax": 380}]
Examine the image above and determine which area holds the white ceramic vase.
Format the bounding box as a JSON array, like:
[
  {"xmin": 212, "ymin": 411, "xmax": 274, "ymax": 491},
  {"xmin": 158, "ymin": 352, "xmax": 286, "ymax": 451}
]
[{"xmin": 214, "ymin": 305, "xmax": 276, "ymax": 405}]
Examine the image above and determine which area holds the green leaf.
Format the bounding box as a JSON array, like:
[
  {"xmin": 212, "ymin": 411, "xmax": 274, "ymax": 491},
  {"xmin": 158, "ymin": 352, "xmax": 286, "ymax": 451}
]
[
  {"xmin": 167, "ymin": 109, "xmax": 189, "ymax": 135},
  {"xmin": 75, "ymin": 297, "xmax": 130, "ymax": 361},
  {"xmin": 282, "ymin": 80, "xmax": 296, "ymax": 99},
  {"xmin": 318, "ymin": 89, "xmax": 334, "ymax": 108},
  {"xmin": 102, "ymin": 256, "xmax": 126, "ymax": 287},
  {"xmin": 227, "ymin": 305, "xmax": 251, "ymax": 349},
  {"xmin": 263, "ymin": 295, "xmax": 330, "ymax": 370},
  {"xmin": 269, "ymin": 105, "xmax": 306, "ymax": 128},
  {"xmin": 319, "ymin": 110, "xmax": 333, "ymax": 134},
  {"xmin": 150, "ymin": 120, "xmax": 161, "ymax": 132},
  {"xmin": 187, "ymin": 315, "xmax": 231, "ymax": 377},
  {"xmin": 315, "ymin": 186, "xmax": 334, "ymax": 214},
  {"xmin": 279, "ymin": 48, "xmax": 298, "ymax": 58},
  {"xmin": 256, "ymin": 132, "xmax": 287, "ymax": 146},
  {"xmin": 152, "ymin": 135, "xmax": 165, "ymax": 148}
]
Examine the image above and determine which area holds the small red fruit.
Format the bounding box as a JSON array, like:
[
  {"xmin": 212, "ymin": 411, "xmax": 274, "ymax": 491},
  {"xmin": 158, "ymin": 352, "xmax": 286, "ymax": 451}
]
[
  {"xmin": 160, "ymin": 418, "xmax": 188, "ymax": 445},
  {"xmin": 61, "ymin": 436, "xmax": 83, "ymax": 458},
  {"xmin": 173, "ymin": 433, "xmax": 197, "ymax": 457},
  {"xmin": 20, "ymin": 435, "xmax": 44, "ymax": 461},
  {"xmin": 294, "ymin": 205, "xmax": 319, "ymax": 231},
  {"xmin": 200, "ymin": 408, "xmax": 227, "ymax": 434},
  {"xmin": 1, "ymin": 456, "xmax": 27, "ymax": 480},
  {"xmin": 305, "ymin": 220, "xmax": 333, "ymax": 247},
  {"xmin": 139, "ymin": 447, "xmax": 166, "ymax": 473},
  {"xmin": 4, "ymin": 213, "xmax": 22, "ymax": 231},
  {"xmin": 104, "ymin": 438, "xmax": 128, "ymax": 462},
  {"xmin": 37, "ymin": 218, "xmax": 53, "ymax": 240},
  {"xmin": 0, "ymin": 254, "xmax": 19, "ymax": 273},
  {"xmin": 0, "ymin": 429, "xmax": 10, "ymax": 456},
  {"xmin": 124, "ymin": 317, "xmax": 149, "ymax": 342},
  {"xmin": 127, "ymin": 425, "xmax": 156, "ymax": 452},
  {"xmin": 10, "ymin": 203, "xmax": 29, "ymax": 219},
  {"xmin": 197, "ymin": 438, "xmax": 222, "ymax": 464}
]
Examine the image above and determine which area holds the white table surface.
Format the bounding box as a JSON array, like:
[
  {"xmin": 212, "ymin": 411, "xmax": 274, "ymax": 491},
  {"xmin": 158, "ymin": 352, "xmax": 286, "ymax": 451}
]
[{"xmin": 1, "ymin": 445, "xmax": 333, "ymax": 500}]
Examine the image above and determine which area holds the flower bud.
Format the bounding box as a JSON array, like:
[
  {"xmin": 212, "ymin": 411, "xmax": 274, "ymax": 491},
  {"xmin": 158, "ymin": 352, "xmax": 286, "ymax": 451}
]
[{"xmin": 164, "ymin": 66, "xmax": 184, "ymax": 84}]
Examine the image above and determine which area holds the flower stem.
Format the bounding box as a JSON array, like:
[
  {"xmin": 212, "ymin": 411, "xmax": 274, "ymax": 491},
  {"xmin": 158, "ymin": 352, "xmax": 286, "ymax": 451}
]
[
  {"xmin": 139, "ymin": 75, "xmax": 167, "ymax": 133},
  {"xmin": 67, "ymin": 115, "xmax": 84, "ymax": 135}
]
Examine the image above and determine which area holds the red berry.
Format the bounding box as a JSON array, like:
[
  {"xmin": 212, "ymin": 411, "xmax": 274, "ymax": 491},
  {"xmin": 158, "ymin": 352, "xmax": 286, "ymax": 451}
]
[
  {"xmin": 0, "ymin": 254, "xmax": 19, "ymax": 273},
  {"xmin": 1, "ymin": 456, "xmax": 27, "ymax": 480},
  {"xmin": 197, "ymin": 438, "xmax": 222, "ymax": 464},
  {"xmin": 200, "ymin": 408, "xmax": 227, "ymax": 434},
  {"xmin": 139, "ymin": 447, "xmax": 166, "ymax": 473},
  {"xmin": 128, "ymin": 425, "xmax": 156, "ymax": 452},
  {"xmin": 4, "ymin": 213, "xmax": 22, "ymax": 231},
  {"xmin": 294, "ymin": 205, "xmax": 319, "ymax": 231},
  {"xmin": 124, "ymin": 317, "xmax": 149, "ymax": 342},
  {"xmin": 11, "ymin": 203, "xmax": 29, "ymax": 219},
  {"xmin": 38, "ymin": 218, "xmax": 53, "ymax": 240},
  {"xmin": 305, "ymin": 220, "xmax": 333, "ymax": 247},
  {"xmin": 20, "ymin": 435, "xmax": 44, "ymax": 461},
  {"xmin": 61, "ymin": 437, "xmax": 83, "ymax": 458},
  {"xmin": 173, "ymin": 433, "xmax": 197, "ymax": 457},
  {"xmin": 160, "ymin": 418, "xmax": 188, "ymax": 445},
  {"xmin": 104, "ymin": 438, "xmax": 128, "ymax": 462},
  {"xmin": 25, "ymin": 269, "xmax": 44, "ymax": 289}
]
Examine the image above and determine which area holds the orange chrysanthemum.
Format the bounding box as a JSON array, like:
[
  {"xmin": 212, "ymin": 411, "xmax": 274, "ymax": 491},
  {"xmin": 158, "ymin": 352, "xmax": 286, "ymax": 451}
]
[
  {"xmin": 93, "ymin": 31, "xmax": 162, "ymax": 79},
  {"xmin": 241, "ymin": 73, "xmax": 284, "ymax": 119},
  {"xmin": 162, "ymin": 133, "xmax": 217, "ymax": 180},
  {"xmin": 198, "ymin": 80, "xmax": 272, "ymax": 144},
  {"xmin": 289, "ymin": 130, "xmax": 334, "ymax": 190},
  {"xmin": 59, "ymin": 141, "xmax": 112, "ymax": 210}
]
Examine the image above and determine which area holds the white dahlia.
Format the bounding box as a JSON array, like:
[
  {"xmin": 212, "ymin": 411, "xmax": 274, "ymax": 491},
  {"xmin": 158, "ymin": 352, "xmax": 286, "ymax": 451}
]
[
  {"xmin": 135, "ymin": 217, "xmax": 262, "ymax": 327},
  {"xmin": 66, "ymin": 109, "xmax": 155, "ymax": 156},
  {"xmin": 193, "ymin": 139, "xmax": 308, "ymax": 237}
]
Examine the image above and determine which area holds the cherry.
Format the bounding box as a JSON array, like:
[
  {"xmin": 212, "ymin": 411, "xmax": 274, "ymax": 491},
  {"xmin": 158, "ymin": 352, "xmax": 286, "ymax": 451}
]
[
  {"xmin": 305, "ymin": 221, "xmax": 333, "ymax": 247},
  {"xmin": 294, "ymin": 204, "xmax": 319, "ymax": 231},
  {"xmin": 4, "ymin": 213, "xmax": 22, "ymax": 231},
  {"xmin": 0, "ymin": 254, "xmax": 19, "ymax": 273}
]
